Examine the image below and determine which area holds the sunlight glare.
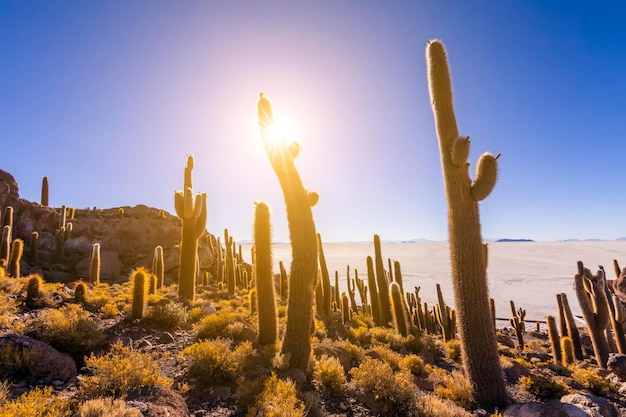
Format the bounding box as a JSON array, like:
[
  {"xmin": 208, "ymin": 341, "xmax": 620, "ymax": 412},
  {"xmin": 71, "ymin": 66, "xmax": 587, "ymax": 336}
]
[{"xmin": 264, "ymin": 114, "xmax": 296, "ymax": 147}]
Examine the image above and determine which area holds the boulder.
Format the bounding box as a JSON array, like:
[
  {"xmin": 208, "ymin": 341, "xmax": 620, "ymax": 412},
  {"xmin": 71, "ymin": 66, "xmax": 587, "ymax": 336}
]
[
  {"xmin": 561, "ymin": 393, "xmax": 620, "ymax": 417},
  {"xmin": 0, "ymin": 333, "xmax": 77, "ymax": 383},
  {"xmin": 607, "ymin": 353, "xmax": 626, "ymax": 381},
  {"xmin": 503, "ymin": 401, "xmax": 590, "ymax": 417},
  {"xmin": 126, "ymin": 385, "xmax": 189, "ymax": 417}
]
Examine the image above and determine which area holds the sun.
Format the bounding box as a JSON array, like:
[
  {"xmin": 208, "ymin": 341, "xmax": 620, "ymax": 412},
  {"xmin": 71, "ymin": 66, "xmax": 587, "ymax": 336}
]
[{"xmin": 263, "ymin": 115, "xmax": 295, "ymax": 146}]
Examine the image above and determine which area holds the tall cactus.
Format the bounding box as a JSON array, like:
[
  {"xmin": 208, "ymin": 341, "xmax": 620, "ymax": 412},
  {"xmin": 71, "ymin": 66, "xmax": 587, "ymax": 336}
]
[
  {"xmin": 41, "ymin": 177, "xmax": 49, "ymax": 207},
  {"xmin": 174, "ymin": 156, "xmax": 207, "ymax": 302},
  {"xmin": 153, "ymin": 246, "xmax": 165, "ymax": 289},
  {"xmin": 317, "ymin": 233, "xmax": 332, "ymax": 317},
  {"xmin": 575, "ymin": 261, "xmax": 610, "ymax": 368},
  {"xmin": 258, "ymin": 93, "xmax": 319, "ymax": 372},
  {"xmin": 30, "ymin": 231, "xmax": 39, "ymax": 265},
  {"xmin": 390, "ymin": 282, "xmax": 409, "ymax": 337},
  {"xmin": 0, "ymin": 225, "xmax": 11, "ymax": 264},
  {"xmin": 373, "ymin": 234, "xmax": 392, "ymax": 326},
  {"xmin": 131, "ymin": 268, "xmax": 148, "ymax": 320},
  {"xmin": 366, "ymin": 255, "xmax": 382, "ymax": 326},
  {"xmin": 254, "ymin": 201, "xmax": 278, "ymax": 346},
  {"xmin": 90, "ymin": 243, "xmax": 100, "ymax": 284},
  {"xmin": 557, "ymin": 292, "xmax": 583, "ymax": 360},
  {"xmin": 426, "ymin": 39, "xmax": 507, "ymax": 408}
]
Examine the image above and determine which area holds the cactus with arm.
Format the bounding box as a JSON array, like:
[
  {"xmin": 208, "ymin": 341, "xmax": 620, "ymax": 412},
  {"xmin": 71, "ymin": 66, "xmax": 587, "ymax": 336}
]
[
  {"xmin": 258, "ymin": 93, "xmax": 319, "ymax": 372},
  {"xmin": 426, "ymin": 39, "xmax": 507, "ymax": 408}
]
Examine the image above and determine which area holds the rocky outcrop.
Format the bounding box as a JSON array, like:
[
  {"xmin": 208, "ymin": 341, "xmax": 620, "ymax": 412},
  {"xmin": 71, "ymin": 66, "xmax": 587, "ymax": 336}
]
[
  {"xmin": 0, "ymin": 169, "xmax": 215, "ymax": 284},
  {"xmin": 0, "ymin": 333, "xmax": 77, "ymax": 383}
]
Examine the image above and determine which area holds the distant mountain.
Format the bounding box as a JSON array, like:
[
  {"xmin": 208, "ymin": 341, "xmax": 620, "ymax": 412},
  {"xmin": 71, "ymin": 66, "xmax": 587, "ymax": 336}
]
[{"xmin": 495, "ymin": 238, "xmax": 535, "ymax": 243}]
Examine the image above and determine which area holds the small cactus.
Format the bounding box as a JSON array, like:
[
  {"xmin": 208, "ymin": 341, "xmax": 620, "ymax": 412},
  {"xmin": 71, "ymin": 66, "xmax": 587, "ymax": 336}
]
[
  {"xmin": 131, "ymin": 268, "xmax": 148, "ymax": 320},
  {"xmin": 75, "ymin": 281, "xmax": 88, "ymax": 304},
  {"xmin": 8, "ymin": 238, "xmax": 23, "ymax": 278},
  {"xmin": 153, "ymin": 246, "xmax": 164, "ymax": 289},
  {"xmin": 41, "ymin": 177, "xmax": 49, "ymax": 206},
  {"xmin": 29, "ymin": 231, "xmax": 39, "ymax": 264},
  {"xmin": 561, "ymin": 336, "xmax": 575, "ymax": 365},
  {"xmin": 26, "ymin": 274, "xmax": 43, "ymax": 307}
]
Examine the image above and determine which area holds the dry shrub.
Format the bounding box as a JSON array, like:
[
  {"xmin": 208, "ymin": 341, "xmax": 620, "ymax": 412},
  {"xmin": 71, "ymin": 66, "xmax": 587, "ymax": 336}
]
[
  {"xmin": 433, "ymin": 369, "xmax": 473, "ymax": 408},
  {"xmin": 571, "ymin": 368, "xmax": 617, "ymax": 395},
  {"xmin": 179, "ymin": 338, "xmax": 253, "ymax": 385},
  {"xmin": 312, "ymin": 355, "xmax": 346, "ymax": 393},
  {"xmin": 349, "ymin": 358, "xmax": 418, "ymax": 416},
  {"xmin": 26, "ymin": 304, "xmax": 106, "ymax": 364},
  {"xmin": 444, "ymin": 339, "xmax": 461, "ymax": 362},
  {"xmin": 251, "ymin": 373, "xmax": 305, "ymax": 417},
  {"xmin": 399, "ymin": 354, "xmax": 429, "ymax": 377},
  {"xmin": 416, "ymin": 393, "xmax": 474, "ymax": 417},
  {"xmin": 78, "ymin": 397, "xmax": 141, "ymax": 417},
  {"xmin": 518, "ymin": 373, "xmax": 570, "ymax": 399},
  {"xmin": 0, "ymin": 386, "xmax": 71, "ymax": 417},
  {"xmin": 100, "ymin": 303, "xmax": 120, "ymax": 318},
  {"xmin": 81, "ymin": 341, "xmax": 172, "ymax": 398},
  {"xmin": 193, "ymin": 309, "xmax": 240, "ymax": 340},
  {"xmin": 147, "ymin": 300, "xmax": 189, "ymax": 329}
]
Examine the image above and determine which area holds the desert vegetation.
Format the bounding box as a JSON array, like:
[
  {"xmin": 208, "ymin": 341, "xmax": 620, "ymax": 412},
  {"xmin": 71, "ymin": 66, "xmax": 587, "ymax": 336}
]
[{"xmin": 0, "ymin": 40, "xmax": 625, "ymax": 417}]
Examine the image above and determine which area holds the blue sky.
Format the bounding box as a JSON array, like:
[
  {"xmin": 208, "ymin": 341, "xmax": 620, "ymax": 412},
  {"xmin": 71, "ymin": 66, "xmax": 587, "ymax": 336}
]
[{"xmin": 2, "ymin": 1, "xmax": 626, "ymax": 242}]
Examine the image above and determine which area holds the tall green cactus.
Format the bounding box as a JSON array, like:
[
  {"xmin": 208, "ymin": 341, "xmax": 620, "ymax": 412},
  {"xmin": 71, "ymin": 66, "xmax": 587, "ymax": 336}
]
[
  {"xmin": 90, "ymin": 243, "xmax": 100, "ymax": 284},
  {"xmin": 373, "ymin": 234, "xmax": 392, "ymax": 326},
  {"xmin": 30, "ymin": 231, "xmax": 39, "ymax": 265},
  {"xmin": 390, "ymin": 282, "xmax": 409, "ymax": 337},
  {"xmin": 131, "ymin": 268, "xmax": 148, "ymax": 320},
  {"xmin": 575, "ymin": 261, "xmax": 610, "ymax": 368},
  {"xmin": 153, "ymin": 246, "xmax": 165, "ymax": 289},
  {"xmin": 174, "ymin": 156, "xmax": 207, "ymax": 302},
  {"xmin": 254, "ymin": 201, "xmax": 278, "ymax": 346},
  {"xmin": 1, "ymin": 225, "xmax": 11, "ymax": 264},
  {"xmin": 317, "ymin": 233, "xmax": 332, "ymax": 318},
  {"xmin": 258, "ymin": 93, "xmax": 319, "ymax": 372},
  {"xmin": 41, "ymin": 177, "xmax": 49, "ymax": 207},
  {"xmin": 8, "ymin": 238, "xmax": 23, "ymax": 278},
  {"xmin": 366, "ymin": 255, "xmax": 382, "ymax": 326},
  {"xmin": 426, "ymin": 39, "xmax": 507, "ymax": 408}
]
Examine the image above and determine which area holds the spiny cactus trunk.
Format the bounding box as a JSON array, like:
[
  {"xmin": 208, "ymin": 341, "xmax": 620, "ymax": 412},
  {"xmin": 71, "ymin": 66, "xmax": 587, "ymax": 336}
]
[
  {"xmin": 258, "ymin": 93, "xmax": 318, "ymax": 373},
  {"xmin": 426, "ymin": 39, "xmax": 507, "ymax": 409},
  {"xmin": 254, "ymin": 201, "xmax": 278, "ymax": 346}
]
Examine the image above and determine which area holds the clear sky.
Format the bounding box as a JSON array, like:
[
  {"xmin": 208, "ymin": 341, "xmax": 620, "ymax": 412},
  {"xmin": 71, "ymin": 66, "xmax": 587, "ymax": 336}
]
[{"xmin": 2, "ymin": 1, "xmax": 626, "ymax": 243}]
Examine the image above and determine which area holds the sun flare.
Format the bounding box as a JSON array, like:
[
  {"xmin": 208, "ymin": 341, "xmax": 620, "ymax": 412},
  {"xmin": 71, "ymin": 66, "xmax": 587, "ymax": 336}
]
[{"xmin": 263, "ymin": 115, "xmax": 295, "ymax": 146}]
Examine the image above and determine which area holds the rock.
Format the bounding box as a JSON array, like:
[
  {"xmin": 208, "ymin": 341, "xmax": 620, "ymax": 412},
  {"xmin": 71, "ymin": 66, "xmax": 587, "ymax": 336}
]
[
  {"xmin": 501, "ymin": 357, "xmax": 530, "ymax": 384},
  {"xmin": 0, "ymin": 333, "xmax": 77, "ymax": 383},
  {"xmin": 561, "ymin": 393, "xmax": 619, "ymax": 417},
  {"xmin": 126, "ymin": 385, "xmax": 190, "ymax": 417},
  {"xmin": 0, "ymin": 169, "xmax": 216, "ymax": 285},
  {"xmin": 607, "ymin": 353, "xmax": 626, "ymax": 381},
  {"xmin": 503, "ymin": 401, "xmax": 590, "ymax": 417}
]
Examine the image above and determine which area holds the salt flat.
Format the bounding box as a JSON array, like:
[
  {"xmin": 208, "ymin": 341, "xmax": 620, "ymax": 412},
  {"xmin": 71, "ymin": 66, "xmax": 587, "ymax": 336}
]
[{"xmin": 242, "ymin": 241, "xmax": 626, "ymax": 324}]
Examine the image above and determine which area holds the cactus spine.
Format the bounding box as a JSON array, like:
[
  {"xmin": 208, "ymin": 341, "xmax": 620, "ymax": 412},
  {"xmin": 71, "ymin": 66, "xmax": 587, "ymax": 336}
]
[
  {"xmin": 8, "ymin": 239, "xmax": 23, "ymax": 278},
  {"xmin": 254, "ymin": 201, "xmax": 278, "ymax": 346},
  {"xmin": 90, "ymin": 243, "xmax": 101, "ymax": 284},
  {"xmin": 426, "ymin": 39, "xmax": 507, "ymax": 408},
  {"xmin": 258, "ymin": 93, "xmax": 318, "ymax": 372},
  {"xmin": 174, "ymin": 155, "xmax": 207, "ymax": 302},
  {"xmin": 131, "ymin": 268, "xmax": 148, "ymax": 320},
  {"xmin": 575, "ymin": 261, "xmax": 610, "ymax": 368}
]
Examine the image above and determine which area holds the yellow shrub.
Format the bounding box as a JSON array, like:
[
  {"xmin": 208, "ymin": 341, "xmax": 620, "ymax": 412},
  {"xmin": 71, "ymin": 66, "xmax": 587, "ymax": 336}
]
[
  {"xmin": 313, "ymin": 355, "xmax": 346, "ymax": 393},
  {"xmin": 27, "ymin": 304, "xmax": 106, "ymax": 362},
  {"xmin": 0, "ymin": 386, "xmax": 71, "ymax": 417},
  {"xmin": 193, "ymin": 310, "xmax": 239, "ymax": 340},
  {"xmin": 100, "ymin": 303, "xmax": 119, "ymax": 318},
  {"xmin": 179, "ymin": 338, "xmax": 253, "ymax": 385},
  {"xmin": 571, "ymin": 368, "xmax": 617, "ymax": 395},
  {"xmin": 349, "ymin": 358, "xmax": 418, "ymax": 415},
  {"xmin": 399, "ymin": 354, "xmax": 429, "ymax": 377},
  {"xmin": 81, "ymin": 341, "xmax": 172, "ymax": 398},
  {"xmin": 444, "ymin": 339, "xmax": 461, "ymax": 362},
  {"xmin": 434, "ymin": 370, "xmax": 473, "ymax": 408},
  {"xmin": 78, "ymin": 397, "xmax": 141, "ymax": 417},
  {"xmin": 518, "ymin": 373, "xmax": 570, "ymax": 399},
  {"xmin": 251, "ymin": 373, "xmax": 305, "ymax": 417},
  {"xmin": 147, "ymin": 301, "xmax": 189, "ymax": 329}
]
